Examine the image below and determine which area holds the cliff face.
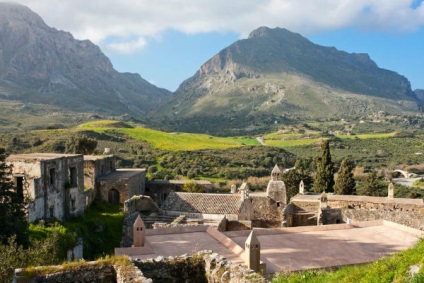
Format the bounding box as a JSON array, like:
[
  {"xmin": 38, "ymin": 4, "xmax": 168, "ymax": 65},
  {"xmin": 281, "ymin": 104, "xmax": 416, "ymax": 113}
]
[{"xmin": 0, "ymin": 3, "xmax": 171, "ymax": 116}]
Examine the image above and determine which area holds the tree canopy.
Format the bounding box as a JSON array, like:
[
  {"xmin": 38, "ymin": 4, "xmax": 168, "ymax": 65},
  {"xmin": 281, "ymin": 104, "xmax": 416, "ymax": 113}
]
[
  {"xmin": 313, "ymin": 140, "xmax": 334, "ymax": 193},
  {"xmin": 334, "ymin": 158, "xmax": 356, "ymax": 195},
  {"xmin": 0, "ymin": 148, "xmax": 27, "ymax": 245},
  {"xmin": 65, "ymin": 135, "xmax": 98, "ymax": 155}
]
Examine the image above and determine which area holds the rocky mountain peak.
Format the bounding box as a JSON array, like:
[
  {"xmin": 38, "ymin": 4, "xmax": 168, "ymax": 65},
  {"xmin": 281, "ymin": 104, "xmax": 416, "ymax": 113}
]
[{"xmin": 0, "ymin": 3, "xmax": 171, "ymax": 116}]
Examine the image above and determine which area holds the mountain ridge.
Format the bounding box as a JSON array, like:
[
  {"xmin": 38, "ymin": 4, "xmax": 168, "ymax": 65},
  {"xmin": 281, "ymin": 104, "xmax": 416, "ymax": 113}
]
[
  {"xmin": 152, "ymin": 26, "xmax": 421, "ymax": 135},
  {"xmin": 0, "ymin": 3, "xmax": 171, "ymax": 117}
]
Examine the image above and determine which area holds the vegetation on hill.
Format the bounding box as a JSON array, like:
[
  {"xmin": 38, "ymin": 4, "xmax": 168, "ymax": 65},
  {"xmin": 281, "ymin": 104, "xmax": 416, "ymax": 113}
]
[{"xmin": 79, "ymin": 120, "xmax": 258, "ymax": 151}]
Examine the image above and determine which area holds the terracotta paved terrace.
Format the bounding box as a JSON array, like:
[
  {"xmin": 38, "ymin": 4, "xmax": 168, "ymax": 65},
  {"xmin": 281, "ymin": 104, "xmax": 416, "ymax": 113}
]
[{"xmin": 118, "ymin": 220, "xmax": 423, "ymax": 274}]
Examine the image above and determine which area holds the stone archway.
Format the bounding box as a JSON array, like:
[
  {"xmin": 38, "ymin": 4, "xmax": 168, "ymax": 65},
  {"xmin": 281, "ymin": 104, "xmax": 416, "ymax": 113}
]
[
  {"xmin": 393, "ymin": 170, "xmax": 411, "ymax": 179},
  {"xmin": 108, "ymin": 188, "xmax": 120, "ymax": 204}
]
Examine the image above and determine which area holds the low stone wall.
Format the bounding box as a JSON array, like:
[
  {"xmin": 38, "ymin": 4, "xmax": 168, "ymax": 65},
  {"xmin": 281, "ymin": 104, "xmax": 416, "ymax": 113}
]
[
  {"xmin": 341, "ymin": 209, "xmax": 424, "ymax": 230},
  {"xmin": 326, "ymin": 199, "xmax": 424, "ymax": 230},
  {"xmin": 133, "ymin": 251, "xmax": 266, "ymax": 283},
  {"xmin": 14, "ymin": 260, "xmax": 146, "ymax": 283}
]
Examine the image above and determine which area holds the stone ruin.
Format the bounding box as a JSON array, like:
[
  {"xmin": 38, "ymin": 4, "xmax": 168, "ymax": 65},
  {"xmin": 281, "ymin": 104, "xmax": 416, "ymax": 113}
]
[{"xmin": 14, "ymin": 251, "xmax": 266, "ymax": 283}]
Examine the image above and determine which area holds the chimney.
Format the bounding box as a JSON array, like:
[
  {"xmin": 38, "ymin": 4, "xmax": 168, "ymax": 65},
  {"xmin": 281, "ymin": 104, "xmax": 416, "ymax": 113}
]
[{"xmin": 132, "ymin": 215, "xmax": 146, "ymax": 247}]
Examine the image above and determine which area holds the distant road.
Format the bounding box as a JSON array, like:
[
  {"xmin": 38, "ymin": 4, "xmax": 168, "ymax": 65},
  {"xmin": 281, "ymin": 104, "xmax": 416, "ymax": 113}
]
[
  {"xmin": 256, "ymin": 137, "xmax": 266, "ymax": 146},
  {"xmin": 392, "ymin": 177, "xmax": 422, "ymax": 187}
]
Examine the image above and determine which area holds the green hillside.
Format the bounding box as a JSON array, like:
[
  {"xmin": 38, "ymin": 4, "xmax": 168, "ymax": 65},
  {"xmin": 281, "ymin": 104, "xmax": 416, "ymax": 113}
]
[{"xmin": 78, "ymin": 120, "xmax": 259, "ymax": 151}]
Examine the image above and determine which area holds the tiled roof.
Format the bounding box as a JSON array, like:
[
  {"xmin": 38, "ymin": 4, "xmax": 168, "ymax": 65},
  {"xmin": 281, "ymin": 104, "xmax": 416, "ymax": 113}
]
[{"xmin": 161, "ymin": 192, "xmax": 244, "ymax": 215}]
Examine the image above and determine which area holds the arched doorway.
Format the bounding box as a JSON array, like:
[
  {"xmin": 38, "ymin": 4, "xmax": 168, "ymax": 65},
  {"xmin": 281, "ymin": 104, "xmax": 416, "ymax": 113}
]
[{"xmin": 108, "ymin": 189, "xmax": 120, "ymax": 204}]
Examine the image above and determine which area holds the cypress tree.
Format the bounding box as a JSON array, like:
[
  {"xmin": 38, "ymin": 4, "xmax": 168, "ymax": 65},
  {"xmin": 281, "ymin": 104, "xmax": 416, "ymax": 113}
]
[
  {"xmin": 334, "ymin": 158, "xmax": 356, "ymax": 195},
  {"xmin": 0, "ymin": 148, "xmax": 28, "ymax": 245},
  {"xmin": 313, "ymin": 140, "xmax": 334, "ymax": 193}
]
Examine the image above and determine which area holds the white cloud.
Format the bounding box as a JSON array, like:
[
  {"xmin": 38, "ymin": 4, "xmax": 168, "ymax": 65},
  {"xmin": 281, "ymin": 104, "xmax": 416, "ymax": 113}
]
[
  {"xmin": 11, "ymin": 0, "xmax": 424, "ymax": 53},
  {"xmin": 103, "ymin": 37, "xmax": 147, "ymax": 54}
]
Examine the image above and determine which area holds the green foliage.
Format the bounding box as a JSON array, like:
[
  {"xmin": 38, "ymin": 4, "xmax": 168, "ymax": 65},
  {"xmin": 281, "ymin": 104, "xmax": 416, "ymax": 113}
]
[
  {"xmin": 356, "ymin": 171, "xmax": 387, "ymax": 197},
  {"xmin": 394, "ymin": 184, "xmax": 424, "ymax": 199},
  {"xmin": 334, "ymin": 158, "xmax": 356, "ymax": 195},
  {"xmin": 65, "ymin": 134, "xmax": 98, "ymax": 154},
  {"xmin": 272, "ymin": 238, "xmax": 424, "ymax": 283},
  {"xmin": 282, "ymin": 170, "xmax": 303, "ymax": 201},
  {"xmin": 0, "ymin": 148, "xmax": 28, "ymax": 245},
  {"xmin": 59, "ymin": 200, "xmax": 124, "ymax": 260},
  {"xmin": 0, "ymin": 232, "xmax": 61, "ymax": 283},
  {"xmin": 80, "ymin": 120, "xmax": 252, "ymax": 151},
  {"xmin": 182, "ymin": 182, "xmax": 203, "ymax": 193},
  {"xmin": 313, "ymin": 140, "xmax": 335, "ymax": 193},
  {"xmin": 28, "ymin": 200, "xmax": 124, "ymax": 260}
]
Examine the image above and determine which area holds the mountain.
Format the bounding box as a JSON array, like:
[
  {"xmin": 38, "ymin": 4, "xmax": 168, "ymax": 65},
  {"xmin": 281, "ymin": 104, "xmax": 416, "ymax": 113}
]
[
  {"xmin": 152, "ymin": 27, "xmax": 421, "ymax": 135},
  {"xmin": 0, "ymin": 3, "xmax": 171, "ymax": 118}
]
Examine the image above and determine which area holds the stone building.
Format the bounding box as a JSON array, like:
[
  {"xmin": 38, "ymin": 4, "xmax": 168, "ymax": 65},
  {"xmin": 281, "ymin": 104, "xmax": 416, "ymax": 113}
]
[
  {"xmin": 96, "ymin": 169, "xmax": 145, "ymax": 204},
  {"xmin": 6, "ymin": 153, "xmax": 85, "ymax": 222},
  {"xmin": 83, "ymin": 155, "xmax": 145, "ymax": 205},
  {"xmin": 83, "ymin": 155, "xmax": 116, "ymax": 190}
]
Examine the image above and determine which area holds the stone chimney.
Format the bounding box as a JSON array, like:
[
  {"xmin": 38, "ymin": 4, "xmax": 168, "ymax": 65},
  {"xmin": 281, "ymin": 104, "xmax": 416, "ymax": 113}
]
[
  {"xmin": 231, "ymin": 184, "xmax": 237, "ymax": 194},
  {"xmin": 103, "ymin": 148, "xmax": 111, "ymax": 155},
  {"xmin": 239, "ymin": 182, "xmax": 249, "ymax": 201},
  {"xmin": 271, "ymin": 164, "xmax": 281, "ymax": 181},
  {"xmin": 388, "ymin": 182, "xmax": 394, "ymax": 199},
  {"xmin": 245, "ymin": 230, "xmax": 261, "ymax": 272},
  {"xmin": 299, "ymin": 180, "xmax": 304, "ymax": 195},
  {"xmin": 132, "ymin": 215, "xmax": 145, "ymax": 247}
]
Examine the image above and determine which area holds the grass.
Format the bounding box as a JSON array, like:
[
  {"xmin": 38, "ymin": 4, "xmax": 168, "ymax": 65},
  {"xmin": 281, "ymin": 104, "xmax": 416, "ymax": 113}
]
[
  {"xmin": 412, "ymin": 179, "xmax": 424, "ymax": 189},
  {"xmin": 272, "ymin": 238, "xmax": 424, "ymax": 283},
  {"xmin": 78, "ymin": 120, "xmax": 255, "ymax": 151},
  {"xmin": 335, "ymin": 133, "xmax": 396, "ymax": 139},
  {"xmin": 265, "ymin": 138, "xmax": 323, "ymax": 148}
]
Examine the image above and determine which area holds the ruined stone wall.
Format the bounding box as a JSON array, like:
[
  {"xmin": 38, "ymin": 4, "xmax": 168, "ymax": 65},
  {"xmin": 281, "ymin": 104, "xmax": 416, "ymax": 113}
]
[
  {"xmin": 124, "ymin": 195, "xmax": 160, "ymax": 216},
  {"xmin": 133, "ymin": 252, "xmax": 266, "ymax": 283},
  {"xmin": 83, "ymin": 156, "xmax": 116, "ymax": 190},
  {"xmin": 341, "ymin": 207, "xmax": 423, "ymax": 230},
  {"xmin": 322, "ymin": 199, "xmax": 424, "ymax": 230},
  {"xmin": 322, "ymin": 209, "xmax": 343, "ymax": 225},
  {"xmin": 14, "ymin": 260, "xmax": 146, "ymax": 283},
  {"xmin": 126, "ymin": 170, "xmax": 146, "ymax": 198},
  {"xmin": 8, "ymin": 155, "xmax": 85, "ymax": 222},
  {"xmin": 283, "ymin": 201, "xmax": 320, "ymax": 227},
  {"xmin": 15, "ymin": 252, "xmax": 265, "ymax": 283}
]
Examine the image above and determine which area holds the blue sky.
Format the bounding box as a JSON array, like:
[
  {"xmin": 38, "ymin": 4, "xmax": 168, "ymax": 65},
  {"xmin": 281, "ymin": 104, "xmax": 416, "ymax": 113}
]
[{"xmin": 10, "ymin": 0, "xmax": 424, "ymax": 91}]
